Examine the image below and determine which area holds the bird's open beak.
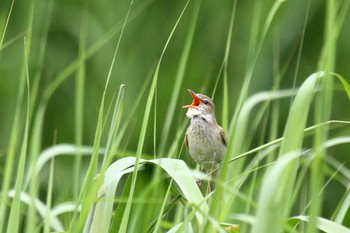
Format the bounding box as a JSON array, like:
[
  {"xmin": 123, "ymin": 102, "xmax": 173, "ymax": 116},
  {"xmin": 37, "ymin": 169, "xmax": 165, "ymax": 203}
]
[{"xmin": 182, "ymin": 89, "xmax": 201, "ymax": 109}]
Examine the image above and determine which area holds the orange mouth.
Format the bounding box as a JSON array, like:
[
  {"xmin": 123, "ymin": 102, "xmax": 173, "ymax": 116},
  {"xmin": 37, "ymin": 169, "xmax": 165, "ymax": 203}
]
[{"xmin": 182, "ymin": 89, "xmax": 200, "ymax": 109}]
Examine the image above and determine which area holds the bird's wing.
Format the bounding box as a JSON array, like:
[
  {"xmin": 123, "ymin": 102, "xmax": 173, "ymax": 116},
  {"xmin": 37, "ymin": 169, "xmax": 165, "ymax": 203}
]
[
  {"xmin": 185, "ymin": 128, "xmax": 189, "ymax": 148},
  {"xmin": 219, "ymin": 126, "xmax": 227, "ymax": 146}
]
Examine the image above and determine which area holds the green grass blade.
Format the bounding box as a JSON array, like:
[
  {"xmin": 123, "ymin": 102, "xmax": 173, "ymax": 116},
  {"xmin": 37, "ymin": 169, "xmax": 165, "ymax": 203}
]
[
  {"xmin": 250, "ymin": 72, "xmax": 324, "ymax": 233},
  {"xmin": 89, "ymin": 157, "xmax": 206, "ymax": 232},
  {"xmin": 102, "ymin": 84, "xmax": 125, "ymax": 166},
  {"xmin": 216, "ymin": 88, "xmax": 298, "ymax": 224},
  {"xmin": 151, "ymin": 171, "xmax": 173, "ymax": 232},
  {"xmin": 307, "ymin": 0, "xmax": 346, "ymax": 230},
  {"xmin": 231, "ymin": 0, "xmax": 285, "ymax": 127},
  {"xmin": 2, "ymin": 0, "xmax": 350, "ymax": 232},
  {"xmin": 90, "ymin": 160, "xmax": 139, "ymax": 233},
  {"xmin": 43, "ymin": 158, "xmax": 54, "ymax": 233},
  {"xmin": 24, "ymin": 144, "xmax": 104, "ymax": 189},
  {"xmin": 40, "ymin": 0, "xmax": 152, "ymax": 105},
  {"xmin": 50, "ymin": 202, "xmax": 81, "ymax": 217},
  {"xmin": 0, "ymin": 2, "xmax": 32, "ymax": 230},
  {"xmin": 333, "ymin": 186, "xmax": 350, "ymax": 224},
  {"xmin": 74, "ymin": 0, "xmax": 88, "ymax": 198},
  {"xmin": 291, "ymin": 216, "xmax": 350, "ymax": 233},
  {"xmin": 75, "ymin": 0, "xmax": 135, "ymax": 229},
  {"xmin": 232, "ymin": 88, "xmax": 297, "ymax": 160},
  {"xmin": 118, "ymin": 1, "xmax": 191, "ymax": 232},
  {"xmin": 279, "ymin": 72, "xmax": 322, "ymax": 154},
  {"xmin": 229, "ymin": 120, "xmax": 350, "ymax": 164},
  {"xmin": 25, "ymin": 1, "xmax": 55, "ymax": 231},
  {"xmin": 0, "ymin": 0, "xmax": 15, "ymax": 50},
  {"xmin": 159, "ymin": 0, "xmax": 200, "ymax": 155},
  {"xmin": 7, "ymin": 190, "xmax": 64, "ymax": 232},
  {"xmin": 277, "ymin": 72, "xmax": 321, "ymax": 222},
  {"xmin": 6, "ymin": 39, "xmax": 31, "ymax": 233},
  {"xmin": 252, "ymin": 151, "xmax": 302, "ymax": 233},
  {"xmin": 148, "ymin": 195, "xmax": 182, "ymax": 232},
  {"xmin": 118, "ymin": 41, "xmax": 157, "ymax": 233},
  {"xmin": 108, "ymin": 173, "xmax": 133, "ymax": 232},
  {"xmin": 321, "ymin": 136, "xmax": 350, "ymax": 224},
  {"xmin": 221, "ymin": 0, "xmax": 236, "ymax": 132},
  {"xmin": 147, "ymin": 158, "xmax": 208, "ymax": 225},
  {"xmin": 119, "ymin": 56, "xmax": 156, "ymax": 231},
  {"xmin": 0, "ymin": 64, "xmax": 25, "ymax": 233},
  {"xmin": 208, "ymin": 2, "xmax": 286, "ymax": 230},
  {"xmin": 333, "ymin": 73, "xmax": 350, "ymax": 102},
  {"xmin": 26, "ymin": 105, "xmax": 45, "ymax": 233}
]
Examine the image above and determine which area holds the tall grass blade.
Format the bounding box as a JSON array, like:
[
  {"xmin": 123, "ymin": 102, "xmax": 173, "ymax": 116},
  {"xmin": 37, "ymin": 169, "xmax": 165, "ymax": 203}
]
[
  {"xmin": 251, "ymin": 72, "xmax": 324, "ymax": 233},
  {"xmin": 208, "ymin": 3, "xmax": 286, "ymax": 231},
  {"xmin": 102, "ymin": 84, "xmax": 125, "ymax": 166},
  {"xmin": 74, "ymin": 0, "xmax": 88, "ymax": 198},
  {"xmin": 307, "ymin": 0, "xmax": 347, "ymax": 231},
  {"xmin": 159, "ymin": 0, "xmax": 200, "ymax": 156},
  {"xmin": 88, "ymin": 157, "xmax": 206, "ymax": 232},
  {"xmin": 6, "ymin": 39, "xmax": 31, "ymax": 233},
  {"xmin": 24, "ymin": 144, "xmax": 104, "ymax": 188},
  {"xmin": 7, "ymin": 190, "xmax": 64, "ymax": 232},
  {"xmin": 0, "ymin": 1, "xmax": 34, "ymax": 230},
  {"xmin": 43, "ymin": 158, "xmax": 54, "ymax": 233},
  {"xmin": 74, "ymin": 0, "xmax": 135, "ymax": 229},
  {"xmin": 229, "ymin": 120, "xmax": 350, "ymax": 165},
  {"xmin": 334, "ymin": 188, "xmax": 350, "ymax": 224},
  {"xmin": 221, "ymin": 0, "xmax": 236, "ymax": 132},
  {"xmin": 0, "ymin": 0, "xmax": 15, "ymax": 50},
  {"xmin": 252, "ymin": 151, "xmax": 302, "ymax": 233},
  {"xmin": 118, "ymin": 1, "xmax": 191, "ymax": 232},
  {"xmin": 219, "ymin": 89, "xmax": 298, "ymax": 224},
  {"xmin": 277, "ymin": 72, "xmax": 320, "ymax": 219},
  {"xmin": 25, "ymin": 1, "xmax": 55, "ymax": 231},
  {"xmin": 89, "ymin": 158, "xmax": 139, "ymax": 233},
  {"xmin": 231, "ymin": 0, "xmax": 285, "ymax": 127},
  {"xmin": 108, "ymin": 173, "xmax": 133, "ymax": 232},
  {"xmin": 333, "ymin": 73, "xmax": 350, "ymax": 101},
  {"xmin": 279, "ymin": 72, "xmax": 323, "ymax": 155},
  {"xmin": 291, "ymin": 216, "xmax": 350, "ymax": 233},
  {"xmin": 0, "ymin": 59, "xmax": 25, "ymax": 233},
  {"xmin": 40, "ymin": 0, "xmax": 152, "ymax": 105}
]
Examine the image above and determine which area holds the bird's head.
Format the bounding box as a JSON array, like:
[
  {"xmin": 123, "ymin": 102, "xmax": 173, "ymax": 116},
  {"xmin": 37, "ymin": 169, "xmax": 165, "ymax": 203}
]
[{"xmin": 182, "ymin": 89, "xmax": 216, "ymax": 122}]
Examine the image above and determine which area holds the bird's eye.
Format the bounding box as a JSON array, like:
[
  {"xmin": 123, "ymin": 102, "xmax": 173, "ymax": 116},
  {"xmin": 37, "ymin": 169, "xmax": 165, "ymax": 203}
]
[{"xmin": 203, "ymin": 99, "xmax": 209, "ymax": 105}]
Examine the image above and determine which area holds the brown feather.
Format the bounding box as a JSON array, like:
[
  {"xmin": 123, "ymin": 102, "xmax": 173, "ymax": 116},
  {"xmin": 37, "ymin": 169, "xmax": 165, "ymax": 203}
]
[
  {"xmin": 185, "ymin": 128, "xmax": 189, "ymax": 148},
  {"xmin": 219, "ymin": 126, "xmax": 227, "ymax": 146}
]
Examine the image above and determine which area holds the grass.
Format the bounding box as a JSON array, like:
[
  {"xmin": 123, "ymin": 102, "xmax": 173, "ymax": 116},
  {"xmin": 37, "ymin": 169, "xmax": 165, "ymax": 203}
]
[{"xmin": 1, "ymin": 0, "xmax": 350, "ymax": 232}]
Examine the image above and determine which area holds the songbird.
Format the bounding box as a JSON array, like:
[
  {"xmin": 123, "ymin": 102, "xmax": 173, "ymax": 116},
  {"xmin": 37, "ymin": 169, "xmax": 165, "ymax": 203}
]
[{"xmin": 183, "ymin": 89, "xmax": 227, "ymax": 188}]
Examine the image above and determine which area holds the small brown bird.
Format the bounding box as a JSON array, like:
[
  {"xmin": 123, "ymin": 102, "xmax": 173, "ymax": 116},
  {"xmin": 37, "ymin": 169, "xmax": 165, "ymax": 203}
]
[{"xmin": 183, "ymin": 89, "xmax": 227, "ymax": 187}]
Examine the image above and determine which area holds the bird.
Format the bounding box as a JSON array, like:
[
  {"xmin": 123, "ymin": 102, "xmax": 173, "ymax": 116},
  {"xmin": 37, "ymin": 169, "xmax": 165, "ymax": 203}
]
[{"xmin": 182, "ymin": 89, "xmax": 227, "ymax": 189}]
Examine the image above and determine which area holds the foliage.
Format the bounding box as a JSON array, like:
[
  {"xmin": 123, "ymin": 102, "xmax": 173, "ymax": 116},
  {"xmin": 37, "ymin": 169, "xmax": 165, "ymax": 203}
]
[{"xmin": 1, "ymin": 0, "xmax": 350, "ymax": 232}]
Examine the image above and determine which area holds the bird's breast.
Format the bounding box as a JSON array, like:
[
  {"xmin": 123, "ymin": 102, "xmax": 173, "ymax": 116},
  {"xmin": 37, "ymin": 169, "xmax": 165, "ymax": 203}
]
[{"xmin": 187, "ymin": 117, "xmax": 226, "ymax": 170}]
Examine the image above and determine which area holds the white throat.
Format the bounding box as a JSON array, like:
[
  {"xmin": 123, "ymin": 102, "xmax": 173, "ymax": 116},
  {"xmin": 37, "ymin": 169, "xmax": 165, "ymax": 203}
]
[
  {"xmin": 186, "ymin": 108, "xmax": 201, "ymax": 118},
  {"xmin": 186, "ymin": 108, "xmax": 216, "ymax": 125}
]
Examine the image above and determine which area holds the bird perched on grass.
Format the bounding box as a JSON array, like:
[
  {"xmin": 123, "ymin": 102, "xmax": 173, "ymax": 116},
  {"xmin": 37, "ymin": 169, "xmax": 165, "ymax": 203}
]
[{"xmin": 183, "ymin": 89, "xmax": 227, "ymax": 189}]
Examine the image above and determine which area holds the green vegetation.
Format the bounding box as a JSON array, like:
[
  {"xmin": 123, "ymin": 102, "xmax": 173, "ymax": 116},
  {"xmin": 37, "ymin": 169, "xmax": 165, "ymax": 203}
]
[{"xmin": 1, "ymin": 0, "xmax": 350, "ymax": 232}]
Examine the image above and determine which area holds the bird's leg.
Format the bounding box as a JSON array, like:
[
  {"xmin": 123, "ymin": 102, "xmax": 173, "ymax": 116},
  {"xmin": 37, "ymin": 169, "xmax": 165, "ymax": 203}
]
[
  {"xmin": 208, "ymin": 167, "xmax": 218, "ymax": 192},
  {"xmin": 196, "ymin": 167, "xmax": 208, "ymax": 188},
  {"xmin": 196, "ymin": 179, "xmax": 202, "ymax": 187},
  {"xmin": 208, "ymin": 176, "xmax": 215, "ymax": 193},
  {"xmin": 193, "ymin": 164, "xmax": 203, "ymax": 187}
]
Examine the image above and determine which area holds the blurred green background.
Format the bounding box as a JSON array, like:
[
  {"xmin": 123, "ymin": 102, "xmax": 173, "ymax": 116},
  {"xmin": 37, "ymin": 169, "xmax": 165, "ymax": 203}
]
[
  {"xmin": 1, "ymin": 0, "xmax": 350, "ymax": 222},
  {"xmin": 2, "ymin": 0, "xmax": 349, "ymax": 147}
]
